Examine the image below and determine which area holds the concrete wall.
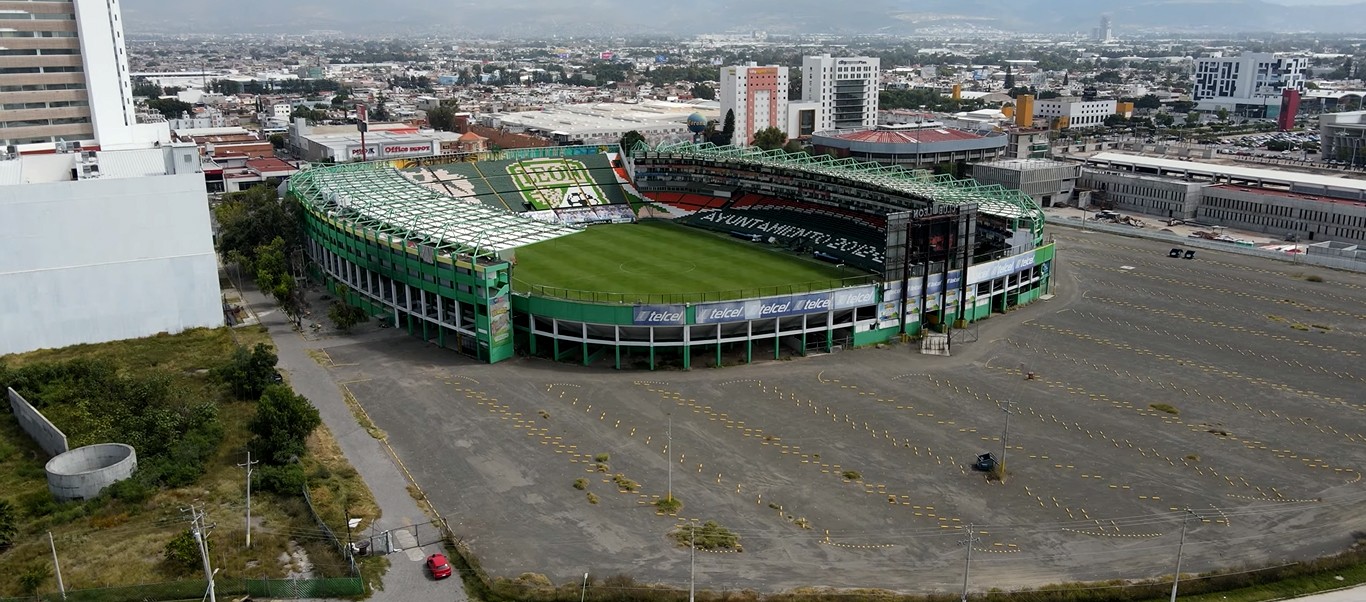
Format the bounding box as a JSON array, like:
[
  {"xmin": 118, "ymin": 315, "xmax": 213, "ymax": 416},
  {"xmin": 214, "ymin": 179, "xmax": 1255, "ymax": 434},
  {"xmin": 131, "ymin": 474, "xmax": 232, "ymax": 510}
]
[
  {"xmin": 0, "ymin": 172, "xmax": 221, "ymax": 355},
  {"xmin": 6, "ymin": 387, "xmax": 69, "ymax": 457},
  {"xmin": 45, "ymin": 443, "xmax": 137, "ymax": 502},
  {"xmin": 1080, "ymin": 169, "xmax": 1208, "ymax": 220}
]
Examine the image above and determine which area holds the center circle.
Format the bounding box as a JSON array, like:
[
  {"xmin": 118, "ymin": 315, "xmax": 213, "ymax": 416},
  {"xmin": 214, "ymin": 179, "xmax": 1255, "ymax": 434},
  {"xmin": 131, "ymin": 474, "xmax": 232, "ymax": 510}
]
[{"xmin": 620, "ymin": 261, "xmax": 696, "ymax": 276}]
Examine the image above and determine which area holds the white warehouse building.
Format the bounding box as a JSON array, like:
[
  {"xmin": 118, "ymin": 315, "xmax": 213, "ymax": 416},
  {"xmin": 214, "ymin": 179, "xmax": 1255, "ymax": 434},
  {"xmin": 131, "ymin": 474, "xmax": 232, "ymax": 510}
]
[{"xmin": 1032, "ymin": 97, "xmax": 1118, "ymax": 129}]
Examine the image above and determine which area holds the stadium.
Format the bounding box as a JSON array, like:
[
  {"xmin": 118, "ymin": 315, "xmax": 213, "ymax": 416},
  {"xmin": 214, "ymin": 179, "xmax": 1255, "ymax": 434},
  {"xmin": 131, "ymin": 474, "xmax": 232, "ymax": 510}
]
[{"xmin": 289, "ymin": 143, "xmax": 1054, "ymax": 369}]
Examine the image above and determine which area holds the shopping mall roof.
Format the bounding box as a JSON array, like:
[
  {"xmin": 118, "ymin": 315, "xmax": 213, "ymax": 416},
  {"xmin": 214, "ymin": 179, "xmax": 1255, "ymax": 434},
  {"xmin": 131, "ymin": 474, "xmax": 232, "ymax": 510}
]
[
  {"xmin": 642, "ymin": 141, "xmax": 1044, "ymax": 228},
  {"xmin": 289, "ymin": 162, "xmax": 577, "ymax": 259},
  {"xmin": 1085, "ymin": 152, "xmax": 1366, "ymax": 200}
]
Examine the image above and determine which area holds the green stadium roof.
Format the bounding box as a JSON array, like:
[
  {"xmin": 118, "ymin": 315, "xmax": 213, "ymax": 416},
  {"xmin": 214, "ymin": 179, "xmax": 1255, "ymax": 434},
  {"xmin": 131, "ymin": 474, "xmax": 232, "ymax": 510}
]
[
  {"xmin": 638, "ymin": 141, "xmax": 1046, "ymax": 227},
  {"xmin": 289, "ymin": 162, "xmax": 578, "ymax": 259}
]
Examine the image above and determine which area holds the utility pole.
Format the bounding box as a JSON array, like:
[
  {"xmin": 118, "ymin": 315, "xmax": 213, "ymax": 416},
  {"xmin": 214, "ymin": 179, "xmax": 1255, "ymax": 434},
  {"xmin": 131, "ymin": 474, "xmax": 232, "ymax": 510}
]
[
  {"xmin": 667, "ymin": 414, "xmax": 673, "ymax": 502},
  {"xmin": 182, "ymin": 505, "xmax": 217, "ymax": 602},
  {"xmin": 238, "ymin": 451, "xmax": 259, "ymax": 549},
  {"xmin": 959, "ymin": 523, "xmax": 981, "ymax": 602},
  {"xmin": 579, "ymin": 572, "xmax": 589, "ymax": 602},
  {"xmin": 688, "ymin": 521, "xmax": 697, "ymax": 602},
  {"xmin": 1170, "ymin": 509, "xmax": 1198, "ymax": 602},
  {"xmin": 1000, "ymin": 399, "xmax": 1017, "ymax": 481},
  {"xmin": 48, "ymin": 532, "xmax": 65, "ymax": 600}
]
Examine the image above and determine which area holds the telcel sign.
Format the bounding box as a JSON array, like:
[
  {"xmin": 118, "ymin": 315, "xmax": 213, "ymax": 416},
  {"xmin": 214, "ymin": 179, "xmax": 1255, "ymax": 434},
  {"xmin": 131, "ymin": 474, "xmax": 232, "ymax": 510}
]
[{"xmin": 633, "ymin": 305, "xmax": 686, "ymax": 325}]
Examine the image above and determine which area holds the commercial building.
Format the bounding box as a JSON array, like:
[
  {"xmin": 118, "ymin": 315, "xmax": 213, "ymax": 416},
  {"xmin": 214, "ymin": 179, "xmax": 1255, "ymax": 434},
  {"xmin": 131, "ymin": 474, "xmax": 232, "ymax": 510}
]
[
  {"xmin": 971, "ymin": 159, "xmax": 1080, "ymax": 207},
  {"xmin": 1005, "ymin": 128, "xmax": 1050, "ymax": 159},
  {"xmin": 1197, "ymin": 185, "xmax": 1366, "ymax": 245},
  {"xmin": 0, "ymin": 0, "xmax": 221, "ymax": 355},
  {"xmin": 1320, "ymin": 110, "xmax": 1366, "ymax": 167},
  {"xmin": 0, "ymin": 0, "xmax": 172, "ymax": 151},
  {"xmin": 719, "ymin": 63, "xmax": 789, "ymax": 145},
  {"xmin": 1079, "ymin": 168, "xmax": 1207, "ymax": 219},
  {"xmin": 482, "ymin": 100, "xmax": 718, "ymax": 147},
  {"xmin": 801, "ymin": 54, "xmax": 880, "ymax": 132},
  {"xmin": 1192, "ymin": 53, "xmax": 1307, "ymax": 118},
  {"xmin": 1032, "ymin": 97, "xmax": 1118, "ymax": 129},
  {"xmin": 288, "ymin": 121, "xmax": 467, "ymax": 163},
  {"xmin": 810, "ymin": 124, "xmax": 1007, "ymax": 168},
  {"xmin": 1081, "ymin": 152, "xmax": 1366, "ymax": 244}
]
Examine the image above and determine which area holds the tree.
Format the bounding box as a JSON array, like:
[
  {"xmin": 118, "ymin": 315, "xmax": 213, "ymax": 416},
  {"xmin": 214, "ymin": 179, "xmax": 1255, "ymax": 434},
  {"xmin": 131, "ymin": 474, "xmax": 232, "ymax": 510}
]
[
  {"xmin": 146, "ymin": 98, "xmax": 194, "ymax": 119},
  {"xmin": 1217, "ymin": 107, "xmax": 1230, "ymax": 122},
  {"xmin": 17, "ymin": 563, "xmax": 50, "ymax": 597},
  {"xmin": 690, "ymin": 83, "xmax": 716, "ymax": 100},
  {"xmin": 0, "ymin": 498, "xmax": 17, "ymax": 548},
  {"xmin": 371, "ymin": 93, "xmax": 391, "ymax": 122},
  {"xmin": 1135, "ymin": 94, "xmax": 1163, "ymax": 110},
  {"xmin": 250, "ymin": 385, "xmax": 322, "ymax": 464},
  {"xmin": 328, "ymin": 300, "xmax": 368, "ymax": 332},
  {"xmin": 426, "ymin": 104, "xmax": 459, "ymax": 131},
  {"xmin": 619, "ymin": 130, "xmax": 646, "ymax": 153},
  {"xmin": 268, "ymin": 134, "xmax": 285, "ymax": 150},
  {"xmin": 163, "ymin": 529, "xmax": 203, "ymax": 573},
  {"xmin": 1155, "ymin": 113, "xmax": 1176, "ymax": 127},
  {"xmin": 1105, "ymin": 114, "xmax": 1129, "ymax": 127},
  {"xmin": 752, "ymin": 126, "xmax": 787, "ymax": 150},
  {"xmin": 721, "ymin": 109, "xmax": 736, "ymax": 146},
  {"xmin": 782, "ymin": 139, "xmax": 805, "ymax": 154},
  {"xmin": 213, "ymin": 343, "xmax": 279, "ymax": 400},
  {"xmin": 254, "ymin": 236, "xmax": 302, "ymax": 322},
  {"xmin": 214, "ymin": 186, "xmax": 302, "ymax": 277},
  {"xmin": 1185, "ymin": 111, "xmax": 1201, "ymax": 126},
  {"xmin": 331, "ymin": 90, "xmax": 350, "ymax": 106},
  {"xmin": 133, "ymin": 80, "xmax": 162, "ymax": 97}
]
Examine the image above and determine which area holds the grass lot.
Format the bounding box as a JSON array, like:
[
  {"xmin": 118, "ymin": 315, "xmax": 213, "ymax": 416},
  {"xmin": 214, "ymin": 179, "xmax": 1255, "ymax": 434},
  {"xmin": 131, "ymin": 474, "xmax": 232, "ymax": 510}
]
[
  {"xmin": 511, "ymin": 221, "xmax": 866, "ymax": 303},
  {"xmin": 0, "ymin": 328, "xmax": 379, "ymax": 596}
]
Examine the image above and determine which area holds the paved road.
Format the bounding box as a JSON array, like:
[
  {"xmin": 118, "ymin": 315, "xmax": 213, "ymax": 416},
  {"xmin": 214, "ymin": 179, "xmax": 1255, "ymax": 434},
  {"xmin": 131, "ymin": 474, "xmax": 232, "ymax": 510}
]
[{"xmin": 240, "ymin": 284, "xmax": 467, "ymax": 602}]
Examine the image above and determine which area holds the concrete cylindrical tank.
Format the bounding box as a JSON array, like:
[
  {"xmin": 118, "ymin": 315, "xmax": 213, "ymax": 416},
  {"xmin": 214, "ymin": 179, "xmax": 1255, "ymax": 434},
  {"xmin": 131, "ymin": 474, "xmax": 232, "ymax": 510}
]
[{"xmin": 45, "ymin": 443, "xmax": 138, "ymax": 502}]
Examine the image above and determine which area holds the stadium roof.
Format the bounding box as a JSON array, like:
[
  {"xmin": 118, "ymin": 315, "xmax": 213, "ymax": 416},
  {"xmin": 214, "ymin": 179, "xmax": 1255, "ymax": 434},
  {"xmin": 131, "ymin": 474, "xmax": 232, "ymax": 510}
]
[
  {"xmin": 289, "ymin": 162, "xmax": 577, "ymax": 259},
  {"xmin": 825, "ymin": 127, "xmax": 986, "ymax": 144},
  {"xmin": 639, "ymin": 141, "xmax": 1045, "ymax": 226}
]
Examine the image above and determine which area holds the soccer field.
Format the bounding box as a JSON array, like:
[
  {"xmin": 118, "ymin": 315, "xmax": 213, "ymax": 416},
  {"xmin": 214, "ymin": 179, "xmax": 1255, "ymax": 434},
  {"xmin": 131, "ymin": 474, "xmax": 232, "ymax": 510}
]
[{"xmin": 511, "ymin": 221, "xmax": 865, "ymax": 303}]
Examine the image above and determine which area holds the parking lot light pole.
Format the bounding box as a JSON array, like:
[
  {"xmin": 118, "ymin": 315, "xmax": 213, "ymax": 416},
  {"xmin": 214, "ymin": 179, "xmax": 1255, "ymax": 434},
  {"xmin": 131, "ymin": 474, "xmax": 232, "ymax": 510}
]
[
  {"xmin": 1000, "ymin": 400, "xmax": 1017, "ymax": 481},
  {"xmin": 580, "ymin": 572, "xmax": 589, "ymax": 602}
]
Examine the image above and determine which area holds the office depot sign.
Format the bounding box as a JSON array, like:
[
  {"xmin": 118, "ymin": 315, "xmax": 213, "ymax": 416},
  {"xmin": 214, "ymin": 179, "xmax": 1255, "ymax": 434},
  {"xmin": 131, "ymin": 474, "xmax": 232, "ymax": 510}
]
[{"xmin": 345, "ymin": 142, "xmax": 434, "ymax": 159}]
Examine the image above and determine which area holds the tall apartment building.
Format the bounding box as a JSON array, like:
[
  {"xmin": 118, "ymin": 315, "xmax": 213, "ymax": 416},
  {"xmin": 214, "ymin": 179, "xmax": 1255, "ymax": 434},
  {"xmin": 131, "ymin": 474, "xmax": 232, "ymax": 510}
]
[
  {"xmin": 801, "ymin": 54, "xmax": 880, "ymax": 133},
  {"xmin": 719, "ymin": 63, "xmax": 788, "ymax": 146},
  {"xmin": 1192, "ymin": 53, "xmax": 1308, "ymax": 118},
  {"xmin": 1, "ymin": 0, "xmax": 165, "ymax": 151},
  {"xmin": 1, "ymin": 0, "xmax": 220, "ymax": 355}
]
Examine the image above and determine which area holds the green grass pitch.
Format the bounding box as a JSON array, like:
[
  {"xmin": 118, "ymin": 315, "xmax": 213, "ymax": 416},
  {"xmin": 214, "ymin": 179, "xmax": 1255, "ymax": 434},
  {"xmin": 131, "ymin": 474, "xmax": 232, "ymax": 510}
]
[{"xmin": 510, "ymin": 221, "xmax": 861, "ymax": 303}]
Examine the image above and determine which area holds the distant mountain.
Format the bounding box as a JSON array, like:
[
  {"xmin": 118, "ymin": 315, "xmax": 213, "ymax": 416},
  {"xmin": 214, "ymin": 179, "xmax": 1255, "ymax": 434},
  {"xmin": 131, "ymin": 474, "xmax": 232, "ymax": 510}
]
[{"xmin": 121, "ymin": 0, "xmax": 1366, "ymax": 36}]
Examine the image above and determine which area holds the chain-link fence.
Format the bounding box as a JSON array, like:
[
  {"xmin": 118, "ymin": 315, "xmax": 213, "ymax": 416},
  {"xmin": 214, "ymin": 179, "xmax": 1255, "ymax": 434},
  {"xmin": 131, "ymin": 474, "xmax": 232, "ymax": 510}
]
[{"xmin": 0, "ymin": 576, "xmax": 363, "ymax": 602}]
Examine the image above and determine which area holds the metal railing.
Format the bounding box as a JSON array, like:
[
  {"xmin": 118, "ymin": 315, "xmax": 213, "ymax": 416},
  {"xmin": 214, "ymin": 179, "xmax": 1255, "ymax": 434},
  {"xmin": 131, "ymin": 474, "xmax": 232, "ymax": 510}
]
[{"xmin": 523, "ymin": 275, "xmax": 879, "ymax": 305}]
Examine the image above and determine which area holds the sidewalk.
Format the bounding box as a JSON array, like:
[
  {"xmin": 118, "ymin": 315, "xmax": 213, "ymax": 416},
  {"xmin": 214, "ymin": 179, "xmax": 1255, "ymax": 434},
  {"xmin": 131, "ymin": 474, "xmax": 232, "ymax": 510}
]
[{"xmin": 237, "ymin": 284, "xmax": 467, "ymax": 602}]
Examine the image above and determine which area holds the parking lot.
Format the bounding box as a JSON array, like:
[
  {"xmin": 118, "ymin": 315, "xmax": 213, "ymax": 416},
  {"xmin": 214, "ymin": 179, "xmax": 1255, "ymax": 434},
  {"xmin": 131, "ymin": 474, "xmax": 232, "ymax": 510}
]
[{"xmin": 318, "ymin": 228, "xmax": 1366, "ymax": 594}]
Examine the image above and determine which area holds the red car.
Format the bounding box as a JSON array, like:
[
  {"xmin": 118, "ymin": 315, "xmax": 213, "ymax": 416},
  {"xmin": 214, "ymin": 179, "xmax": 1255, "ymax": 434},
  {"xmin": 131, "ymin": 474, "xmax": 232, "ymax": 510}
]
[{"xmin": 426, "ymin": 553, "xmax": 453, "ymax": 580}]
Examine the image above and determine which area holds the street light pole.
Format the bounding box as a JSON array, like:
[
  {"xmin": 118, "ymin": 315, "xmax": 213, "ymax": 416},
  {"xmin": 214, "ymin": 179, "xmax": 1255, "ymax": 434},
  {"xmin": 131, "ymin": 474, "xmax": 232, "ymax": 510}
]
[
  {"xmin": 667, "ymin": 414, "xmax": 673, "ymax": 502},
  {"xmin": 579, "ymin": 572, "xmax": 589, "ymax": 602},
  {"xmin": 1170, "ymin": 509, "xmax": 1197, "ymax": 602}
]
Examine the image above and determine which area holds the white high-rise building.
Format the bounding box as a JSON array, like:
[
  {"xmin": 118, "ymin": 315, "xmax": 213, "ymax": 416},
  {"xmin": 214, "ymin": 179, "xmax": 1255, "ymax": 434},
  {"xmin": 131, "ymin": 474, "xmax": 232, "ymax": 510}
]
[
  {"xmin": 1, "ymin": 0, "xmax": 220, "ymax": 355},
  {"xmin": 719, "ymin": 63, "xmax": 789, "ymax": 146},
  {"xmin": 1192, "ymin": 53, "xmax": 1308, "ymax": 118},
  {"xmin": 801, "ymin": 55, "xmax": 881, "ymax": 133},
  {"xmin": 1, "ymin": 0, "xmax": 169, "ymax": 151},
  {"xmin": 1094, "ymin": 16, "xmax": 1114, "ymax": 42}
]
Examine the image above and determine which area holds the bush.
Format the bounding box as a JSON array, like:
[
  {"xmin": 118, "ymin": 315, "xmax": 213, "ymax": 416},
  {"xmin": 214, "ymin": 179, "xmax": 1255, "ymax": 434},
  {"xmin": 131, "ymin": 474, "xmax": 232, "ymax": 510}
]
[
  {"xmin": 0, "ymin": 498, "xmax": 17, "ymax": 548},
  {"xmin": 253, "ymin": 463, "xmax": 306, "ymax": 495},
  {"xmin": 213, "ymin": 343, "xmax": 279, "ymax": 400},
  {"xmin": 328, "ymin": 300, "xmax": 369, "ymax": 332},
  {"xmin": 573, "ymin": 478, "xmax": 588, "ymax": 490},
  {"xmin": 841, "ymin": 470, "xmax": 862, "ymax": 481},
  {"xmin": 250, "ymin": 385, "xmax": 321, "ymax": 464},
  {"xmin": 1150, "ymin": 403, "xmax": 1179, "ymax": 415},
  {"xmin": 163, "ymin": 529, "xmax": 204, "ymax": 573},
  {"xmin": 17, "ymin": 562, "xmax": 50, "ymax": 596},
  {"xmin": 672, "ymin": 520, "xmax": 740, "ymax": 551},
  {"xmin": 654, "ymin": 497, "xmax": 683, "ymax": 514}
]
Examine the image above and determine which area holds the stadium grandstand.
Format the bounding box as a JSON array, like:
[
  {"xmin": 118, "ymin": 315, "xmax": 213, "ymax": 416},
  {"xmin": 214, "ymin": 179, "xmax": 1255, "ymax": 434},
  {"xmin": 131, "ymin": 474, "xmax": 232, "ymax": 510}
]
[{"xmin": 290, "ymin": 143, "xmax": 1054, "ymax": 369}]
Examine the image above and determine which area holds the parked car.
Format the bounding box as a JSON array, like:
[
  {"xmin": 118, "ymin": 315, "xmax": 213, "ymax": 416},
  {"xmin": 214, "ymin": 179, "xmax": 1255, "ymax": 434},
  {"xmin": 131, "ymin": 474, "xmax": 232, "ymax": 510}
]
[{"xmin": 427, "ymin": 553, "xmax": 453, "ymax": 580}]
